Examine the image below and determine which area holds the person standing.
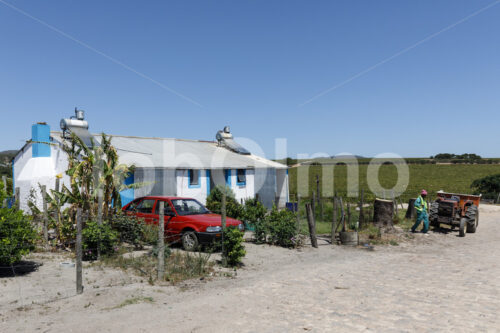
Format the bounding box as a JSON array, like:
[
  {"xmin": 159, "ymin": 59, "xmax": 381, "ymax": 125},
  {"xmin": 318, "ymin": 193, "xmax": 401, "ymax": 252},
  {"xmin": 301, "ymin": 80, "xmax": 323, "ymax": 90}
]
[{"xmin": 411, "ymin": 190, "xmax": 429, "ymax": 233}]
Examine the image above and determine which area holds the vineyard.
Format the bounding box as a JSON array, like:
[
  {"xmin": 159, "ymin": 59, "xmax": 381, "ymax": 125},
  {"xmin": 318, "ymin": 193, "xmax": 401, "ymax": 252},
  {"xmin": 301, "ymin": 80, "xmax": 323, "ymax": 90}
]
[{"xmin": 288, "ymin": 163, "xmax": 500, "ymax": 202}]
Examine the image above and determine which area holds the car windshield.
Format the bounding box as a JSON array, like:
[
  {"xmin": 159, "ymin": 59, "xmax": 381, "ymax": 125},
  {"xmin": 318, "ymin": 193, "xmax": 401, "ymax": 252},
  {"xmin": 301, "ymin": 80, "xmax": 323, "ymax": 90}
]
[{"xmin": 171, "ymin": 199, "xmax": 209, "ymax": 216}]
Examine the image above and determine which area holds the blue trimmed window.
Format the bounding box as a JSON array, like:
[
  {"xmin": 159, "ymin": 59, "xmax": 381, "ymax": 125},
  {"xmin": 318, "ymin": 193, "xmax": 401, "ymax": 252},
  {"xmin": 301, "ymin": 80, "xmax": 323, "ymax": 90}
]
[
  {"xmin": 224, "ymin": 169, "xmax": 231, "ymax": 186},
  {"xmin": 236, "ymin": 169, "xmax": 246, "ymax": 186},
  {"xmin": 188, "ymin": 169, "xmax": 201, "ymax": 188}
]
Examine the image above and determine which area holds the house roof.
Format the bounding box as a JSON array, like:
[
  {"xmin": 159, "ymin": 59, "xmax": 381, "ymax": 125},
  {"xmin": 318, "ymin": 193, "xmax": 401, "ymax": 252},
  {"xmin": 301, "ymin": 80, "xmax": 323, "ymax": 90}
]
[{"xmin": 50, "ymin": 132, "xmax": 287, "ymax": 170}]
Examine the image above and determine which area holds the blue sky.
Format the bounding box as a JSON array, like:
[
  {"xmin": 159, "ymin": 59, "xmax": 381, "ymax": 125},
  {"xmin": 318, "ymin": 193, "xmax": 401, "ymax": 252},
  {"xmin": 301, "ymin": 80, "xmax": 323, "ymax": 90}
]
[{"xmin": 1, "ymin": 0, "xmax": 499, "ymax": 158}]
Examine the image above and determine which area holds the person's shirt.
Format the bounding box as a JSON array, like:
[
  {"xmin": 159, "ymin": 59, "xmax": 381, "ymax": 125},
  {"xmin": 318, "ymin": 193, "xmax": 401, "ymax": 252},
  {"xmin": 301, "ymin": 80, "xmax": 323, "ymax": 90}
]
[{"xmin": 414, "ymin": 195, "xmax": 428, "ymax": 213}]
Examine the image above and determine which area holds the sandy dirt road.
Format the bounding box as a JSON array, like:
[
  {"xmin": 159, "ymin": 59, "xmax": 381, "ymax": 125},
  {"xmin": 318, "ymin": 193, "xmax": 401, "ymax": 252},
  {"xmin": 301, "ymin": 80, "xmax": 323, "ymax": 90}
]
[{"xmin": 1, "ymin": 206, "xmax": 499, "ymax": 332}]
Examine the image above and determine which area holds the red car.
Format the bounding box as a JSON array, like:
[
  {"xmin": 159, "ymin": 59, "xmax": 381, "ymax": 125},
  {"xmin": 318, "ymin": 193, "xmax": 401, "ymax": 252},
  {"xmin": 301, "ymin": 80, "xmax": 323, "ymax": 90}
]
[{"xmin": 122, "ymin": 196, "xmax": 244, "ymax": 251}]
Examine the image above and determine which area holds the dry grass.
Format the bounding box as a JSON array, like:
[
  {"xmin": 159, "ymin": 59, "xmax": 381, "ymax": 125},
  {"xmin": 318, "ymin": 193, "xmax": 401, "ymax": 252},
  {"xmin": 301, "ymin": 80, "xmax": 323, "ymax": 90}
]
[{"xmin": 94, "ymin": 249, "xmax": 214, "ymax": 285}]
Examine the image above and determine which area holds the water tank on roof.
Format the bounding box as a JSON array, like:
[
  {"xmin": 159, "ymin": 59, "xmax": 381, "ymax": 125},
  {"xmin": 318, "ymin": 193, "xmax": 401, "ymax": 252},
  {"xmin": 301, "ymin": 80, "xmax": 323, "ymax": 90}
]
[
  {"xmin": 60, "ymin": 108, "xmax": 97, "ymax": 147},
  {"xmin": 215, "ymin": 126, "xmax": 250, "ymax": 155}
]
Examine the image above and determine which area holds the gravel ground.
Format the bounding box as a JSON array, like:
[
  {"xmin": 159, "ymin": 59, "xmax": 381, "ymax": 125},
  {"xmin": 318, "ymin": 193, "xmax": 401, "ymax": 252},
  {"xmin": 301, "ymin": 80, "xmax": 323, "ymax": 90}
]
[{"xmin": 1, "ymin": 205, "xmax": 499, "ymax": 332}]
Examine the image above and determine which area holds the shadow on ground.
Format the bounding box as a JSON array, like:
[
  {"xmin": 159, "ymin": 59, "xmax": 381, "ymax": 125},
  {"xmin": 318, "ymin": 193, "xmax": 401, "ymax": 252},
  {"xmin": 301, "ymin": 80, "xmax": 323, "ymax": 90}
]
[{"xmin": 0, "ymin": 261, "xmax": 42, "ymax": 278}]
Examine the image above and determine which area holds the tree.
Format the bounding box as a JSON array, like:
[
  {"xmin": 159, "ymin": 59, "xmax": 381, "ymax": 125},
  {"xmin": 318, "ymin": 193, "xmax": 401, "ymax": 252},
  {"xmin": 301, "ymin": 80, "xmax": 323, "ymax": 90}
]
[
  {"xmin": 471, "ymin": 174, "xmax": 500, "ymax": 200},
  {"xmin": 60, "ymin": 133, "xmax": 135, "ymax": 218},
  {"xmin": 285, "ymin": 157, "xmax": 297, "ymax": 166}
]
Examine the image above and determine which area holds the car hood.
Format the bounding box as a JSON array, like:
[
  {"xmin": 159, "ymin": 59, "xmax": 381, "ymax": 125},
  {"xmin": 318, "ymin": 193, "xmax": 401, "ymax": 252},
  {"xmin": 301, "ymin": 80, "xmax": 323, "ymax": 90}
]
[{"xmin": 179, "ymin": 214, "xmax": 241, "ymax": 226}]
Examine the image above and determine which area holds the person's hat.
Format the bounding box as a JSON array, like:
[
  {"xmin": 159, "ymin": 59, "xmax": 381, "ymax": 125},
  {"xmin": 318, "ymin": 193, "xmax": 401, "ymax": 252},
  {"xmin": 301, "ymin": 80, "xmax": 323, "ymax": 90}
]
[{"xmin": 421, "ymin": 189, "xmax": 428, "ymax": 195}]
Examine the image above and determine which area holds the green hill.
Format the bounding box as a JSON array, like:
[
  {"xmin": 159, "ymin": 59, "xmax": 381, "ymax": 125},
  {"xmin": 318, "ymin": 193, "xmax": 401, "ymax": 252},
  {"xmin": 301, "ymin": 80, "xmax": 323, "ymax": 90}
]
[{"xmin": 0, "ymin": 150, "xmax": 17, "ymax": 177}]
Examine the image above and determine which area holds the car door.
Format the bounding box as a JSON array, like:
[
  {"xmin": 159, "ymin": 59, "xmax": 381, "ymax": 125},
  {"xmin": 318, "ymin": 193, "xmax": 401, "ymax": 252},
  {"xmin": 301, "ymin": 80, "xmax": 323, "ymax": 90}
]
[
  {"xmin": 133, "ymin": 198, "xmax": 157, "ymax": 224},
  {"xmin": 154, "ymin": 200, "xmax": 178, "ymax": 240}
]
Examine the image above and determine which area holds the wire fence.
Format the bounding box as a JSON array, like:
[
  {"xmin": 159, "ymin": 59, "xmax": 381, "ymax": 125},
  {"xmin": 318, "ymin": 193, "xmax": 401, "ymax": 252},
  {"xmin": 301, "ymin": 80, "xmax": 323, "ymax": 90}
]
[{"xmin": 0, "ymin": 242, "xmax": 170, "ymax": 311}]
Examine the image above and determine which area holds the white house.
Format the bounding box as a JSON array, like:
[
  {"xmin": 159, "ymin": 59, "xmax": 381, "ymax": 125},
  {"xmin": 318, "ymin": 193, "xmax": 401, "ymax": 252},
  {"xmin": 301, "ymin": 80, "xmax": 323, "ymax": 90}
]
[{"xmin": 13, "ymin": 111, "xmax": 289, "ymax": 212}]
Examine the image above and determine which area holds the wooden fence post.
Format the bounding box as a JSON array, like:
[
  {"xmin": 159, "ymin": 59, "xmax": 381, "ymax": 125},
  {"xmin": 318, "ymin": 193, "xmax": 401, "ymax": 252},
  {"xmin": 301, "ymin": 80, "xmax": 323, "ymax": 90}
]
[
  {"xmin": 97, "ymin": 189, "xmax": 103, "ymax": 259},
  {"xmin": 339, "ymin": 197, "xmax": 345, "ymax": 231},
  {"xmin": 359, "ymin": 189, "xmax": 365, "ymax": 229},
  {"xmin": 54, "ymin": 177, "xmax": 61, "ymax": 217},
  {"xmin": 331, "ymin": 197, "xmax": 337, "ymax": 244},
  {"xmin": 41, "ymin": 185, "xmax": 49, "ymax": 246},
  {"xmin": 345, "ymin": 202, "xmax": 351, "ymax": 231},
  {"xmin": 296, "ymin": 194, "xmax": 301, "ymax": 230},
  {"xmin": 320, "ymin": 197, "xmax": 324, "ymax": 222},
  {"xmin": 54, "ymin": 178, "xmax": 61, "ymax": 241},
  {"xmin": 2, "ymin": 175, "xmax": 7, "ymax": 208},
  {"xmin": 316, "ymin": 175, "xmax": 320, "ymax": 204},
  {"xmin": 311, "ymin": 192, "xmax": 316, "ymax": 220},
  {"xmin": 55, "ymin": 177, "xmax": 60, "ymax": 192},
  {"xmin": 15, "ymin": 187, "xmax": 20, "ymax": 210},
  {"xmin": 305, "ymin": 203, "xmax": 318, "ymax": 248},
  {"xmin": 76, "ymin": 208, "xmax": 83, "ymax": 295},
  {"xmin": 157, "ymin": 201, "xmax": 165, "ymax": 280},
  {"xmin": 97, "ymin": 190, "xmax": 103, "ymax": 226},
  {"xmin": 221, "ymin": 190, "xmax": 227, "ymax": 266},
  {"xmin": 392, "ymin": 190, "xmax": 398, "ymax": 217}
]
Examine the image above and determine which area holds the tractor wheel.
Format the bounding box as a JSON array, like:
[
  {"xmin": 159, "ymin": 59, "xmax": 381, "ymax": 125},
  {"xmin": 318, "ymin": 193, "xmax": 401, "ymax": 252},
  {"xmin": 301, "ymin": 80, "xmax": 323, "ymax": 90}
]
[
  {"xmin": 459, "ymin": 218, "xmax": 467, "ymax": 237},
  {"xmin": 429, "ymin": 202, "xmax": 439, "ymax": 229},
  {"xmin": 466, "ymin": 205, "xmax": 478, "ymax": 233}
]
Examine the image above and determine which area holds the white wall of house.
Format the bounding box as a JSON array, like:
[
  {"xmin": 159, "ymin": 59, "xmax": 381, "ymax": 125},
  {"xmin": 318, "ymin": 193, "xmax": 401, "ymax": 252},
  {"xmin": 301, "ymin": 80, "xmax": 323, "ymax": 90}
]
[
  {"xmin": 174, "ymin": 168, "xmax": 256, "ymax": 205},
  {"xmin": 226, "ymin": 169, "xmax": 255, "ymax": 204},
  {"xmin": 13, "ymin": 143, "xmax": 70, "ymax": 212},
  {"xmin": 276, "ymin": 169, "xmax": 289, "ymax": 208},
  {"xmin": 175, "ymin": 169, "xmax": 210, "ymax": 204}
]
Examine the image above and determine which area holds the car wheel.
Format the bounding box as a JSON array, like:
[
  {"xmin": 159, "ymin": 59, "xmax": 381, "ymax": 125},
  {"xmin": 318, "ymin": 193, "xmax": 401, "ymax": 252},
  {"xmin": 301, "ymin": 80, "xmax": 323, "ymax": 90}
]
[{"xmin": 182, "ymin": 231, "xmax": 199, "ymax": 251}]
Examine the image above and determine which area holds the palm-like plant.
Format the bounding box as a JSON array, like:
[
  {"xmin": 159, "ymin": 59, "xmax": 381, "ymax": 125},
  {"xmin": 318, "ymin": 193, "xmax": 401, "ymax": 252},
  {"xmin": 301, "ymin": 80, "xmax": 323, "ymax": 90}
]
[{"xmin": 60, "ymin": 133, "xmax": 134, "ymax": 220}]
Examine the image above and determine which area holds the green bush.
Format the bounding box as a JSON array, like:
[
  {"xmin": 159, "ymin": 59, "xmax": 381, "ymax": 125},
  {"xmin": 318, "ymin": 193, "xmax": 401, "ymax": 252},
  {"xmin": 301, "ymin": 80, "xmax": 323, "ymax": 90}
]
[
  {"xmin": 242, "ymin": 198, "xmax": 268, "ymax": 243},
  {"xmin": 0, "ymin": 208, "xmax": 38, "ymax": 265},
  {"xmin": 0, "ymin": 179, "xmax": 7, "ymax": 203},
  {"xmin": 206, "ymin": 185, "xmax": 243, "ymax": 220},
  {"xmin": 141, "ymin": 223, "xmax": 159, "ymax": 246},
  {"xmin": 266, "ymin": 206, "xmax": 298, "ymax": 248},
  {"xmin": 82, "ymin": 221, "xmax": 118, "ymax": 260},
  {"xmin": 471, "ymin": 174, "xmax": 500, "ymax": 200},
  {"xmin": 112, "ymin": 214, "xmax": 148, "ymax": 249},
  {"xmin": 0, "ymin": 178, "xmax": 12, "ymax": 199},
  {"xmin": 222, "ymin": 226, "xmax": 246, "ymax": 267}
]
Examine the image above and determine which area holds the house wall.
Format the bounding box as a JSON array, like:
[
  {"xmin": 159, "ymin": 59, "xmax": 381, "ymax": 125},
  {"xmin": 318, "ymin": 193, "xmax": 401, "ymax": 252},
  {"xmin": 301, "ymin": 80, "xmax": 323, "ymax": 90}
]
[
  {"xmin": 276, "ymin": 169, "xmax": 289, "ymax": 208},
  {"xmin": 134, "ymin": 168, "xmax": 176, "ymax": 200},
  {"xmin": 176, "ymin": 169, "xmax": 210, "ymax": 204},
  {"xmin": 13, "ymin": 142, "xmax": 70, "ymax": 212},
  {"xmin": 225, "ymin": 169, "xmax": 255, "ymax": 204},
  {"xmin": 254, "ymin": 168, "xmax": 277, "ymax": 209}
]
